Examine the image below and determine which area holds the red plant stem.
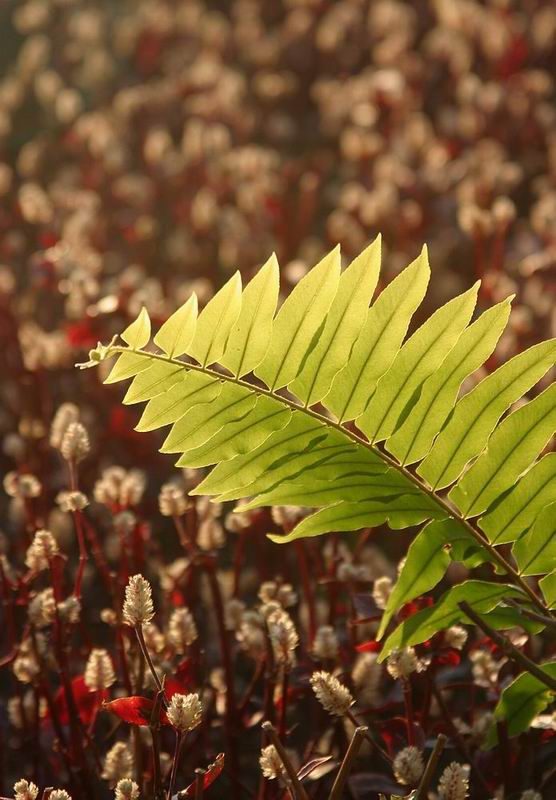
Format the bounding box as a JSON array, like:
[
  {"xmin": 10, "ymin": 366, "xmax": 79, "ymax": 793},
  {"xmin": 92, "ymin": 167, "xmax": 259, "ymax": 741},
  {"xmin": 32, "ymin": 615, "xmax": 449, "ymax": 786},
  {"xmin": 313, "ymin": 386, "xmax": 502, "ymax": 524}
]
[
  {"xmin": 168, "ymin": 732, "xmax": 184, "ymax": 800},
  {"xmin": 238, "ymin": 658, "xmax": 265, "ymax": 716},
  {"xmin": 203, "ymin": 556, "xmax": 241, "ymax": 800},
  {"xmin": 72, "ymin": 509, "xmax": 88, "ymax": 597},
  {"xmin": 279, "ymin": 669, "xmax": 289, "ymax": 740},
  {"xmin": 402, "ymin": 677, "xmax": 416, "ymax": 746},
  {"xmin": 83, "ymin": 518, "xmax": 114, "ymax": 593},
  {"xmin": 232, "ymin": 530, "xmax": 247, "ymax": 596},
  {"xmin": 0, "ymin": 558, "xmax": 16, "ymax": 658},
  {"xmin": 293, "ymin": 541, "xmax": 317, "ymax": 644}
]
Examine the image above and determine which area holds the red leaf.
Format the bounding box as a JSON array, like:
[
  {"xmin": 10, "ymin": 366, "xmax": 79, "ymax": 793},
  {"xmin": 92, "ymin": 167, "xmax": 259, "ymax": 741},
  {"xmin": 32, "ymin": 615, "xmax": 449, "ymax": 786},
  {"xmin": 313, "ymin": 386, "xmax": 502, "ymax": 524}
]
[
  {"xmin": 47, "ymin": 676, "xmax": 107, "ymax": 727},
  {"xmin": 103, "ymin": 696, "xmax": 155, "ymax": 726},
  {"xmin": 356, "ymin": 640, "xmax": 381, "ymax": 653},
  {"xmin": 180, "ymin": 753, "xmax": 225, "ymax": 796}
]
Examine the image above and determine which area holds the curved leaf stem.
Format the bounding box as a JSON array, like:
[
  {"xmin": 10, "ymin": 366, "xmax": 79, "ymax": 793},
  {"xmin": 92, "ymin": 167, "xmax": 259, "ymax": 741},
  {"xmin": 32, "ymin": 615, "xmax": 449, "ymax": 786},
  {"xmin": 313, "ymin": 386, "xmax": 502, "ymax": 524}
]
[{"xmin": 106, "ymin": 346, "xmax": 551, "ymax": 616}]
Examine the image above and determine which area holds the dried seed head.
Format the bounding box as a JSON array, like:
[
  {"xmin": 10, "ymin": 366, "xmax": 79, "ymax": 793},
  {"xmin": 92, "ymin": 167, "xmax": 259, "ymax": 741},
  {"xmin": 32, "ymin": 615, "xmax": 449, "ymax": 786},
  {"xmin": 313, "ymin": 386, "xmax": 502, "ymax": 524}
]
[
  {"xmin": 84, "ymin": 648, "xmax": 116, "ymax": 690},
  {"xmin": 267, "ymin": 608, "xmax": 298, "ymax": 667},
  {"xmin": 13, "ymin": 779, "xmax": 39, "ymax": 800},
  {"xmin": 166, "ymin": 692, "xmax": 202, "ymax": 733},
  {"xmin": 437, "ymin": 762, "xmax": 470, "ymax": 800},
  {"xmin": 28, "ymin": 588, "xmax": 56, "ymax": 628},
  {"xmin": 393, "ymin": 746, "xmax": 425, "ymax": 786},
  {"xmin": 158, "ymin": 481, "xmax": 188, "ymax": 517},
  {"xmin": 167, "ymin": 607, "xmax": 198, "ymax": 653},
  {"xmin": 311, "ymin": 625, "xmax": 339, "ymax": 661},
  {"xmin": 259, "ymin": 745, "xmax": 285, "ymax": 780},
  {"xmin": 114, "ymin": 778, "xmax": 139, "ymax": 800},
  {"xmin": 25, "ymin": 529, "xmax": 58, "ymax": 571},
  {"xmin": 372, "ymin": 576, "xmax": 392, "ymax": 609},
  {"xmin": 102, "ymin": 741, "xmax": 133, "ymax": 785},
  {"xmin": 50, "ymin": 403, "xmax": 80, "ymax": 449},
  {"xmin": 60, "ymin": 421, "xmax": 90, "ymax": 463},
  {"xmin": 49, "ymin": 791, "xmax": 72, "ymax": 800},
  {"xmin": 310, "ymin": 671, "xmax": 354, "ymax": 716},
  {"xmin": 56, "ymin": 490, "xmax": 89, "ymax": 513},
  {"xmin": 386, "ymin": 647, "xmax": 425, "ymax": 679},
  {"xmin": 445, "ymin": 625, "xmax": 468, "ymax": 651},
  {"xmin": 3, "ymin": 471, "xmax": 41, "ymax": 498},
  {"xmin": 123, "ymin": 574, "xmax": 154, "ymax": 626}
]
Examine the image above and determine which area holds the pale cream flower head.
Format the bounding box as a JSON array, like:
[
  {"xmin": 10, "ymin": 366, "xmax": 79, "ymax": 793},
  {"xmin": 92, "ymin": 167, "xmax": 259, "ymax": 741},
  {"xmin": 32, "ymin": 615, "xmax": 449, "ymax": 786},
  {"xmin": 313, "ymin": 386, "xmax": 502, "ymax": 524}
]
[
  {"xmin": 13, "ymin": 780, "xmax": 39, "ymax": 800},
  {"xmin": 437, "ymin": 762, "xmax": 470, "ymax": 800},
  {"xmin": 84, "ymin": 648, "xmax": 116, "ymax": 690},
  {"xmin": 123, "ymin": 574, "xmax": 154, "ymax": 626},
  {"xmin": 259, "ymin": 745, "xmax": 285, "ymax": 780},
  {"xmin": 393, "ymin": 746, "xmax": 424, "ymax": 786},
  {"xmin": 114, "ymin": 778, "xmax": 139, "ymax": 800},
  {"xmin": 310, "ymin": 671, "xmax": 354, "ymax": 716},
  {"xmin": 166, "ymin": 692, "xmax": 203, "ymax": 733}
]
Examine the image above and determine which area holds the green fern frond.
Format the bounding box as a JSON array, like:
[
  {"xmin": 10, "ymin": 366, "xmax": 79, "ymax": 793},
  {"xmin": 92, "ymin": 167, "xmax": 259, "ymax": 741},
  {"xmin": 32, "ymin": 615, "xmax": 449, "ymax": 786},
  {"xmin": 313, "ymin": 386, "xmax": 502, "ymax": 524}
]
[{"xmin": 79, "ymin": 237, "xmax": 556, "ymax": 661}]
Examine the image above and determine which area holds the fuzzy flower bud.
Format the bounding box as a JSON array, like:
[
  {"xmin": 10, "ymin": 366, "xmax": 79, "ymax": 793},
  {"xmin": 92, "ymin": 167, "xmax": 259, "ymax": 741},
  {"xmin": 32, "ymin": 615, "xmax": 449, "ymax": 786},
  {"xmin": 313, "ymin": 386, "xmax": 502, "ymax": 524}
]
[
  {"xmin": 3, "ymin": 472, "xmax": 41, "ymax": 498},
  {"xmin": 114, "ymin": 779, "xmax": 139, "ymax": 800},
  {"xmin": 310, "ymin": 671, "xmax": 354, "ymax": 716},
  {"xmin": 25, "ymin": 529, "xmax": 58, "ymax": 571},
  {"xmin": 259, "ymin": 745, "xmax": 285, "ymax": 780},
  {"xmin": 166, "ymin": 692, "xmax": 202, "ymax": 733},
  {"xmin": 58, "ymin": 596, "xmax": 81, "ymax": 624},
  {"xmin": 393, "ymin": 746, "xmax": 424, "ymax": 786},
  {"xmin": 158, "ymin": 482, "xmax": 188, "ymax": 517},
  {"xmin": 123, "ymin": 574, "xmax": 154, "ymax": 627},
  {"xmin": 13, "ymin": 780, "xmax": 39, "ymax": 800},
  {"xmin": 445, "ymin": 625, "xmax": 468, "ymax": 651},
  {"xmin": 437, "ymin": 762, "xmax": 470, "ymax": 800},
  {"xmin": 372, "ymin": 576, "xmax": 392, "ymax": 609},
  {"xmin": 167, "ymin": 608, "xmax": 198, "ymax": 653},
  {"xmin": 387, "ymin": 647, "xmax": 425, "ymax": 679},
  {"xmin": 49, "ymin": 792, "xmax": 72, "ymax": 800},
  {"xmin": 312, "ymin": 625, "xmax": 339, "ymax": 661},
  {"xmin": 519, "ymin": 792, "xmax": 542, "ymax": 800},
  {"xmin": 28, "ymin": 588, "xmax": 56, "ymax": 628},
  {"xmin": 267, "ymin": 608, "xmax": 298, "ymax": 667},
  {"xmin": 84, "ymin": 648, "xmax": 116, "ymax": 690},
  {"xmin": 56, "ymin": 491, "xmax": 89, "ymax": 513},
  {"xmin": 102, "ymin": 741, "xmax": 133, "ymax": 785},
  {"xmin": 60, "ymin": 421, "xmax": 90, "ymax": 463},
  {"xmin": 50, "ymin": 403, "xmax": 79, "ymax": 449},
  {"xmin": 258, "ymin": 580, "xmax": 297, "ymax": 608}
]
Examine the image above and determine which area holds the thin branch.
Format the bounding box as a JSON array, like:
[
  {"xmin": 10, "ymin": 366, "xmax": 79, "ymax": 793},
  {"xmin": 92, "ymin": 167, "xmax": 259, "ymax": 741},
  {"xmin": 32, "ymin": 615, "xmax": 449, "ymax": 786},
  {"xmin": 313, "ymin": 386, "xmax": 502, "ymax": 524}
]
[
  {"xmin": 505, "ymin": 598, "xmax": 556, "ymax": 632},
  {"xmin": 135, "ymin": 624, "xmax": 165, "ymax": 696},
  {"xmin": 261, "ymin": 722, "xmax": 309, "ymax": 800},
  {"xmin": 194, "ymin": 769, "xmax": 205, "ymax": 799},
  {"xmin": 328, "ymin": 726, "xmax": 367, "ymax": 800},
  {"xmin": 414, "ymin": 734, "xmax": 447, "ymax": 800},
  {"xmin": 103, "ymin": 345, "xmax": 551, "ymax": 617},
  {"xmin": 459, "ymin": 601, "xmax": 556, "ymax": 691}
]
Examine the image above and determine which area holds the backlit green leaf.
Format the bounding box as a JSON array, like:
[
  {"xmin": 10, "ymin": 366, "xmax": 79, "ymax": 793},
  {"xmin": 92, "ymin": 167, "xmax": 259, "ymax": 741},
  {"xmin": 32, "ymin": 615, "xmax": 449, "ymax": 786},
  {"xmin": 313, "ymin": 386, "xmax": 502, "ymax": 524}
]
[
  {"xmin": 255, "ymin": 247, "xmax": 341, "ymax": 390},
  {"xmin": 419, "ymin": 339, "xmax": 556, "ymax": 490},
  {"xmin": 450, "ymin": 383, "xmax": 556, "ymax": 517},
  {"xmin": 188, "ymin": 272, "xmax": 242, "ymax": 367},
  {"xmin": 121, "ymin": 307, "xmax": 151, "ymax": 349},
  {"xmin": 512, "ymin": 503, "xmax": 556, "ymax": 577},
  {"xmin": 359, "ymin": 283, "xmax": 479, "ymax": 443},
  {"xmin": 154, "ymin": 294, "xmax": 198, "ymax": 358},
  {"xmin": 290, "ymin": 237, "xmax": 381, "ymax": 406},
  {"xmin": 221, "ymin": 254, "xmax": 279, "ymax": 377}
]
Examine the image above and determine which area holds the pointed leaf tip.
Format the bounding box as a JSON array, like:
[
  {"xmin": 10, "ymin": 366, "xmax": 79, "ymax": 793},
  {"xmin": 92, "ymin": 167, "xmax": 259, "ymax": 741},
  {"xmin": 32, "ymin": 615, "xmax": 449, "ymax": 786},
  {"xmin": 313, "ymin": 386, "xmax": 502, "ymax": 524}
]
[{"xmin": 122, "ymin": 307, "xmax": 151, "ymax": 349}]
